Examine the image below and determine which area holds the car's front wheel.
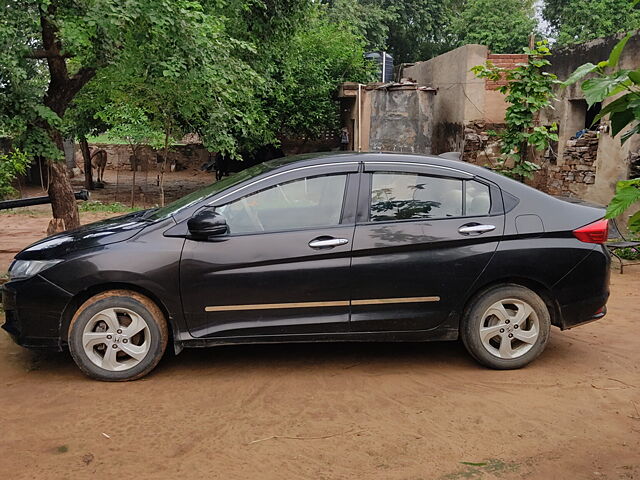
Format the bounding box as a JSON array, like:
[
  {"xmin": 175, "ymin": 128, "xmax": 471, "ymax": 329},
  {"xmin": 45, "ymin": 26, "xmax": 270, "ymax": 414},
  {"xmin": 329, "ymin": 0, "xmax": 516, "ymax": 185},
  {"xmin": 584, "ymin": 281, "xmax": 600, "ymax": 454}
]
[
  {"xmin": 68, "ymin": 290, "xmax": 168, "ymax": 381},
  {"xmin": 461, "ymin": 284, "xmax": 551, "ymax": 369}
]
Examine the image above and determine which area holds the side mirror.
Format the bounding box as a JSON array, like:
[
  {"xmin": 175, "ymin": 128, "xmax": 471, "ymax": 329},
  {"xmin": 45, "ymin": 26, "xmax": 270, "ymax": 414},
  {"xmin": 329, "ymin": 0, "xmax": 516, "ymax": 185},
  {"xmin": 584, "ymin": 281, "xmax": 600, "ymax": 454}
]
[{"xmin": 187, "ymin": 207, "xmax": 228, "ymax": 239}]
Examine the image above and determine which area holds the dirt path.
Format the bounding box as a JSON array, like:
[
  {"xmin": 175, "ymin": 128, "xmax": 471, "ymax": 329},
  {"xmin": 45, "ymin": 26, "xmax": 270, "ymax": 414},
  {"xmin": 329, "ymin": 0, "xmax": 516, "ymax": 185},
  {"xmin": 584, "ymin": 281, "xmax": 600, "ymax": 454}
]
[{"xmin": 0, "ymin": 214, "xmax": 639, "ymax": 479}]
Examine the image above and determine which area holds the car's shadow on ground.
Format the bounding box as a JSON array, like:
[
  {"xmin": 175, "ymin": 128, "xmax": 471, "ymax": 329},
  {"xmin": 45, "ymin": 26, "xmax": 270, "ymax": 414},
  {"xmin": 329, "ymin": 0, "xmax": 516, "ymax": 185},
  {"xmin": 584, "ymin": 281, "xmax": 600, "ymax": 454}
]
[{"xmin": 11, "ymin": 333, "xmax": 580, "ymax": 380}]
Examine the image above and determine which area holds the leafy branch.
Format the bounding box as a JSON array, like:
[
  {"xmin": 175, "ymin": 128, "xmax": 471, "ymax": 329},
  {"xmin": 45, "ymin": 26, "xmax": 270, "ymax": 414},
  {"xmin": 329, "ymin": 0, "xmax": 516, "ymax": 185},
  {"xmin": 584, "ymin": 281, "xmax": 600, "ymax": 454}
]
[
  {"xmin": 471, "ymin": 40, "xmax": 560, "ymax": 180},
  {"xmin": 564, "ymin": 32, "xmax": 640, "ymax": 233}
]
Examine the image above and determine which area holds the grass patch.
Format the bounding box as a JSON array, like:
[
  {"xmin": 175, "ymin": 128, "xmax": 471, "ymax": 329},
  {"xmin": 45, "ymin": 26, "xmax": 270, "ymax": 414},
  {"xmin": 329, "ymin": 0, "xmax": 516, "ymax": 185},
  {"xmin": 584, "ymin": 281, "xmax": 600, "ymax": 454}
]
[
  {"xmin": 55, "ymin": 445, "xmax": 69, "ymax": 454},
  {"xmin": 441, "ymin": 459, "xmax": 520, "ymax": 479},
  {"xmin": 615, "ymin": 246, "xmax": 640, "ymax": 260},
  {"xmin": 78, "ymin": 201, "xmax": 140, "ymax": 213}
]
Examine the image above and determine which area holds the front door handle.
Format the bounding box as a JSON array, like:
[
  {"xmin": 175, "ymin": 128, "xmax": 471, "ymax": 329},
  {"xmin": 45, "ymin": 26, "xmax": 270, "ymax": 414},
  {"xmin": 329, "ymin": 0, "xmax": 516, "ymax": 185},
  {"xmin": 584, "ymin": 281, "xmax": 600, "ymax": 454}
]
[
  {"xmin": 308, "ymin": 237, "xmax": 349, "ymax": 249},
  {"xmin": 458, "ymin": 224, "xmax": 496, "ymax": 235}
]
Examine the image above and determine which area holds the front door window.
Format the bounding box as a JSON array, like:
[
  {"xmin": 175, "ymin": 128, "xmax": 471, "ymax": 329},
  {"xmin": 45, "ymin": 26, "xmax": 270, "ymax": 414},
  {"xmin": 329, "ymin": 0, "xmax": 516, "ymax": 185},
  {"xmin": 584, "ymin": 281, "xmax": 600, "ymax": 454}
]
[{"xmin": 217, "ymin": 174, "xmax": 348, "ymax": 234}]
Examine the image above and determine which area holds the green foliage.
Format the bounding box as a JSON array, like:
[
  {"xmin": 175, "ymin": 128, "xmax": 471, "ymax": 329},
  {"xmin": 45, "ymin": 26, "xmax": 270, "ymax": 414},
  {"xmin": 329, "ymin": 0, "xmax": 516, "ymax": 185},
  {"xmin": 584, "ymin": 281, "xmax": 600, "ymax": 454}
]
[
  {"xmin": 273, "ymin": 10, "xmax": 375, "ymax": 139},
  {"xmin": 606, "ymin": 179, "xmax": 640, "ymax": 232},
  {"xmin": 471, "ymin": 41, "xmax": 559, "ymax": 179},
  {"xmin": 565, "ymin": 34, "xmax": 640, "ymax": 232},
  {"xmin": 322, "ymin": 0, "xmax": 461, "ymax": 63},
  {"xmin": 614, "ymin": 245, "xmax": 640, "ymax": 260},
  {"xmin": 543, "ymin": 0, "xmax": 640, "ymax": 46},
  {"xmin": 1, "ymin": 0, "xmax": 374, "ymax": 174},
  {"xmin": 0, "ymin": 150, "xmax": 30, "ymax": 200},
  {"xmin": 382, "ymin": 0, "xmax": 459, "ymax": 62},
  {"xmin": 324, "ymin": 0, "xmax": 395, "ymax": 51},
  {"xmin": 219, "ymin": 1, "xmax": 375, "ymax": 146},
  {"xmin": 452, "ymin": 0, "xmax": 536, "ymax": 54},
  {"xmin": 78, "ymin": 201, "xmax": 139, "ymax": 213}
]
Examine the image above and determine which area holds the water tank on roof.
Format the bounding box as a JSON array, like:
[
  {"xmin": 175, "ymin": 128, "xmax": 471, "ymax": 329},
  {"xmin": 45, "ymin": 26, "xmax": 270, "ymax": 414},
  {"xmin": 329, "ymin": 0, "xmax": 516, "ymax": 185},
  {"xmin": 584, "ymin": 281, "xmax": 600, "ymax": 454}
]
[{"xmin": 365, "ymin": 51, "xmax": 394, "ymax": 83}]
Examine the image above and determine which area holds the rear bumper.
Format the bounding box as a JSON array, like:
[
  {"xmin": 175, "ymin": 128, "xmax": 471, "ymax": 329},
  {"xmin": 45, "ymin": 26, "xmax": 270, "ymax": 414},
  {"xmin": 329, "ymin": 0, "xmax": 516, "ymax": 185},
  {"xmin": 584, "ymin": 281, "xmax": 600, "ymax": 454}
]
[
  {"xmin": 552, "ymin": 246, "xmax": 610, "ymax": 330},
  {"xmin": 1, "ymin": 276, "xmax": 71, "ymax": 350}
]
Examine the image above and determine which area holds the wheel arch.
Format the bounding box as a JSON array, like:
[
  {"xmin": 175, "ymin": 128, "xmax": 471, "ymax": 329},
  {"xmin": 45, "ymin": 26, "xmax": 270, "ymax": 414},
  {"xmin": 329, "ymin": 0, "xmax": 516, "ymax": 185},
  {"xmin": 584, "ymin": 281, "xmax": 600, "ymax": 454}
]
[
  {"xmin": 60, "ymin": 282, "xmax": 180, "ymax": 352},
  {"xmin": 463, "ymin": 277, "xmax": 562, "ymax": 328}
]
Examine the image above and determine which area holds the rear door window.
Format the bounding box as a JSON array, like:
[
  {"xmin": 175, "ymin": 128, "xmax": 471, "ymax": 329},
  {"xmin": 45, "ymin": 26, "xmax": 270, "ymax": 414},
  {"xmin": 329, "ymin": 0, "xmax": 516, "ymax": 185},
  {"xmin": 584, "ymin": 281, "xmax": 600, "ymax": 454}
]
[
  {"xmin": 369, "ymin": 173, "xmax": 492, "ymax": 221},
  {"xmin": 370, "ymin": 172, "xmax": 463, "ymax": 221}
]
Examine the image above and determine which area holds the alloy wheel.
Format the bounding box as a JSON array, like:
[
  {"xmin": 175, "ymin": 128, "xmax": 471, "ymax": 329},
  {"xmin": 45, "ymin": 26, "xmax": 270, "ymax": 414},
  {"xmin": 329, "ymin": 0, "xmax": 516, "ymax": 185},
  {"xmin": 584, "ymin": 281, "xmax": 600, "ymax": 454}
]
[
  {"xmin": 478, "ymin": 298, "xmax": 540, "ymax": 359},
  {"xmin": 82, "ymin": 307, "xmax": 151, "ymax": 371}
]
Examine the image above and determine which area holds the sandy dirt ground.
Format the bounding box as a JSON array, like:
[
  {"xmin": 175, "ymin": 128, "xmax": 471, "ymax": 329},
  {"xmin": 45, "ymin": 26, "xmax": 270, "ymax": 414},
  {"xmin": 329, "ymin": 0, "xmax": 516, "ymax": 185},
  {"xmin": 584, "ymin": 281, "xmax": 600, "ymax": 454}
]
[{"xmin": 0, "ymin": 213, "xmax": 639, "ymax": 480}]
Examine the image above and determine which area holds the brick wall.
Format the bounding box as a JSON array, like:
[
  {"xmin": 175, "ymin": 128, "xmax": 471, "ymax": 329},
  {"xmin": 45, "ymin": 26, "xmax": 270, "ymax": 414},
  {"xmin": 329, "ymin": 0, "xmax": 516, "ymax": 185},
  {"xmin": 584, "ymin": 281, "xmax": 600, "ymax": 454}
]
[{"xmin": 485, "ymin": 54, "xmax": 529, "ymax": 90}]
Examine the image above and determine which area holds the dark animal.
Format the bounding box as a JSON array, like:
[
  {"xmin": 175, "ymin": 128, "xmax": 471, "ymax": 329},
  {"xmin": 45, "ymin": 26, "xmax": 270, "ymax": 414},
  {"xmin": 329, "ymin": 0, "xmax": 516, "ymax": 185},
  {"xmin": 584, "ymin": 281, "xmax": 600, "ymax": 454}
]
[{"xmin": 201, "ymin": 145, "xmax": 285, "ymax": 181}]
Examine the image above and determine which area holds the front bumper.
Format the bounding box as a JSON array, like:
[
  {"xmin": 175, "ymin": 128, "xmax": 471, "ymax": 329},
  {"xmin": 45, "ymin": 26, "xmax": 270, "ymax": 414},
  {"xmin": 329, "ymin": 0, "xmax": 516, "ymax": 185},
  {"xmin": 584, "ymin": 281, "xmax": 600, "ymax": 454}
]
[{"xmin": 1, "ymin": 275, "xmax": 72, "ymax": 350}]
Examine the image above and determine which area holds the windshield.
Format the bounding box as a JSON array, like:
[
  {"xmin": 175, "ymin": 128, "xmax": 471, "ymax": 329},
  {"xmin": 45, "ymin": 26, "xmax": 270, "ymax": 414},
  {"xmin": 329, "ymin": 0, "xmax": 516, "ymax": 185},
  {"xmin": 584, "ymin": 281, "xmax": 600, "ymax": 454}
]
[{"xmin": 145, "ymin": 154, "xmax": 321, "ymax": 220}]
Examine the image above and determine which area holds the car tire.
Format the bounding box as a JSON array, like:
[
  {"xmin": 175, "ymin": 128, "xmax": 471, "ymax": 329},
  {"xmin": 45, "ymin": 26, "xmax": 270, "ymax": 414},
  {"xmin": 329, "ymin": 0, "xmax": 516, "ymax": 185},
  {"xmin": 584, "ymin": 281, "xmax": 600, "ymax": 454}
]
[
  {"xmin": 68, "ymin": 290, "xmax": 168, "ymax": 381},
  {"xmin": 461, "ymin": 284, "xmax": 551, "ymax": 369}
]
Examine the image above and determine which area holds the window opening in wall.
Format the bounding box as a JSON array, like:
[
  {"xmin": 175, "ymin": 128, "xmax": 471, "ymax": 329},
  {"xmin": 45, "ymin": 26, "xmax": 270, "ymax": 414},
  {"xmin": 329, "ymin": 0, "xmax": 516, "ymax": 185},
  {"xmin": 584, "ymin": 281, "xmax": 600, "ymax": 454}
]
[
  {"xmin": 585, "ymin": 102, "xmax": 602, "ymax": 130},
  {"xmin": 568, "ymin": 99, "xmax": 603, "ymax": 139},
  {"xmin": 630, "ymin": 154, "xmax": 640, "ymax": 179}
]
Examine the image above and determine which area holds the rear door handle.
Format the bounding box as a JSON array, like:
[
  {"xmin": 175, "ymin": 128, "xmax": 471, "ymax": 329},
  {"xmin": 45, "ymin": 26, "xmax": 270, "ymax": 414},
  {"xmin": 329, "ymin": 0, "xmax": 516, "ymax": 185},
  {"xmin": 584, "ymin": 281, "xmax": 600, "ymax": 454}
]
[
  {"xmin": 308, "ymin": 237, "xmax": 349, "ymax": 249},
  {"xmin": 458, "ymin": 224, "xmax": 496, "ymax": 235}
]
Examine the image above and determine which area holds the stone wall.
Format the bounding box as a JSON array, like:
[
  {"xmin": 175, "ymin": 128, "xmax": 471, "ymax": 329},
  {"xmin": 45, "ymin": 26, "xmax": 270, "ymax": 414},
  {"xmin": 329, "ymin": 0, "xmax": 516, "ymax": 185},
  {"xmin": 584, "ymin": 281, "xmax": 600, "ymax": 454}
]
[
  {"xmin": 461, "ymin": 121, "xmax": 504, "ymax": 166},
  {"xmin": 545, "ymin": 132, "xmax": 598, "ymax": 196},
  {"xmin": 539, "ymin": 31, "xmax": 640, "ymax": 206},
  {"xmin": 74, "ymin": 143, "xmax": 210, "ymax": 172}
]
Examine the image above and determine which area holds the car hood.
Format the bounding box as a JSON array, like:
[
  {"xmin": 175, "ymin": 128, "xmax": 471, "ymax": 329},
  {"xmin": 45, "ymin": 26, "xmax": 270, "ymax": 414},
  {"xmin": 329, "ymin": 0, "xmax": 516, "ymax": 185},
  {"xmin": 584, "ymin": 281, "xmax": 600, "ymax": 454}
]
[{"xmin": 15, "ymin": 211, "xmax": 153, "ymax": 261}]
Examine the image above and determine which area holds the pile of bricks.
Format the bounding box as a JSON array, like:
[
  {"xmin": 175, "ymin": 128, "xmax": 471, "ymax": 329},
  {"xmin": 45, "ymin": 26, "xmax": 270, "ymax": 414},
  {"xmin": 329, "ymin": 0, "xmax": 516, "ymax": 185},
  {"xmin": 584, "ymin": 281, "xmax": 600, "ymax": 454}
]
[{"xmin": 546, "ymin": 131, "xmax": 598, "ymax": 195}]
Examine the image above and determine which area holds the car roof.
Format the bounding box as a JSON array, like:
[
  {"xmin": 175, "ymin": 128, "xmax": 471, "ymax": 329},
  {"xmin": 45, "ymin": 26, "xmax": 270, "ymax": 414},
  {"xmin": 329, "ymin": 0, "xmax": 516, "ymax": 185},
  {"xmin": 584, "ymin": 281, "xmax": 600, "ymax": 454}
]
[{"xmin": 266, "ymin": 151, "xmax": 500, "ymax": 182}]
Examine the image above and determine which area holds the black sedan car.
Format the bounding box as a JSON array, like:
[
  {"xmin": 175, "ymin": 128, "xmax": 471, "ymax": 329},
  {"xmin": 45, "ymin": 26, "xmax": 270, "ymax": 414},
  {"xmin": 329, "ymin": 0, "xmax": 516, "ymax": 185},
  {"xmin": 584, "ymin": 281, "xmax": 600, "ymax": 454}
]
[{"xmin": 2, "ymin": 152, "xmax": 610, "ymax": 381}]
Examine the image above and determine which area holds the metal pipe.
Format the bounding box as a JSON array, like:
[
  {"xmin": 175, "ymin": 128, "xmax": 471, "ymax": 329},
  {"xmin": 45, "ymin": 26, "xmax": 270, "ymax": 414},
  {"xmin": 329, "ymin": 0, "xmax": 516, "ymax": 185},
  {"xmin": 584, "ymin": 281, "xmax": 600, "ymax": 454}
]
[
  {"xmin": 0, "ymin": 190, "xmax": 90, "ymax": 211},
  {"xmin": 357, "ymin": 83, "xmax": 362, "ymax": 152},
  {"xmin": 381, "ymin": 51, "xmax": 386, "ymax": 82}
]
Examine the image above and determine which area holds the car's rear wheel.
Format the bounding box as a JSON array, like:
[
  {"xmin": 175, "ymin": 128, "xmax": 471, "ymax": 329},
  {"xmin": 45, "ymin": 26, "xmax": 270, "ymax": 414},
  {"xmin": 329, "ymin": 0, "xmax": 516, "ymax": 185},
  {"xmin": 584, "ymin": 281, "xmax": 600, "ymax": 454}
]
[
  {"xmin": 68, "ymin": 290, "xmax": 168, "ymax": 381},
  {"xmin": 461, "ymin": 284, "xmax": 551, "ymax": 369}
]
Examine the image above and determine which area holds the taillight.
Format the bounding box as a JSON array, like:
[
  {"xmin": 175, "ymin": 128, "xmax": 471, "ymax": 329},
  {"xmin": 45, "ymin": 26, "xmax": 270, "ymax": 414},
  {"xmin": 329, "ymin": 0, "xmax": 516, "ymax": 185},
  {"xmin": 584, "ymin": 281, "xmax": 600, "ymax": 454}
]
[{"xmin": 573, "ymin": 219, "xmax": 609, "ymax": 244}]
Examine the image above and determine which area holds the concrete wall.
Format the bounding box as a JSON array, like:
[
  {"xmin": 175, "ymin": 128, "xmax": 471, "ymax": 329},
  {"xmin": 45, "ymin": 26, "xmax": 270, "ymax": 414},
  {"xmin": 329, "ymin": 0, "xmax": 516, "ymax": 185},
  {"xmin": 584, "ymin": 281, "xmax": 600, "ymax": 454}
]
[
  {"xmin": 368, "ymin": 86, "xmax": 436, "ymax": 154},
  {"xmin": 403, "ymin": 45, "xmax": 486, "ymax": 153},
  {"xmin": 402, "ymin": 45, "xmax": 523, "ymax": 154},
  {"xmin": 541, "ymin": 32, "xmax": 640, "ymax": 206},
  {"xmin": 338, "ymin": 83, "xmax": 436, "ymax": 154}
]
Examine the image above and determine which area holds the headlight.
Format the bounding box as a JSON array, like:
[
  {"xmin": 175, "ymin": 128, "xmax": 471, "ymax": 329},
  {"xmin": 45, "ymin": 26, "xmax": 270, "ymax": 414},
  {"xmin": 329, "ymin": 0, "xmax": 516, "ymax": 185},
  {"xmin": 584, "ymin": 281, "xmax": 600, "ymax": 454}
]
[{"xmin": 8, "ymin": 260, "xmax": 63, "ymax": 280}]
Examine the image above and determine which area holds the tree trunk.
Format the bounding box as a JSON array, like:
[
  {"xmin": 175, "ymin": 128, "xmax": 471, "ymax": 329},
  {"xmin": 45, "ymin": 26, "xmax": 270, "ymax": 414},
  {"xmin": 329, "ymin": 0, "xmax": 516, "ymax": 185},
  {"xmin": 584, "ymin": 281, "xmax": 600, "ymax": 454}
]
[
  {"xmin": 37, "ymin": 3, "xmax": 96, "ymax": 230},
  {"xmin": 79, "ymin": 136, "xmax": 94, "ymax": 190},
  {"xmin": 47, "ymin": 130, "xmax": 80, "ymax": 229},
  {"xmin": 48, "ymin": 159, "xmax": 80, "ymax": 229},
  {"xmin": 160, "ymin": 126, "xmax": 170, "ymax": 207}
]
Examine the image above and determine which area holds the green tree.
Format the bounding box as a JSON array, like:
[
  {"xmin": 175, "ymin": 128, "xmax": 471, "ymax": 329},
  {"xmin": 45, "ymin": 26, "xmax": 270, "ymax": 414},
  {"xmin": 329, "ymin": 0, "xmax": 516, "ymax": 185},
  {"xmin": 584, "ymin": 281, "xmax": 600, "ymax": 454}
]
[
  {"xmin": 543, "ymin": 0, "xmax": 640, "ymax": 46},
  {"xmin": 323, "ymin": 0, "xmax": 395, "ymax": 51},
  {"xmin": 274, "ymin": 10, "xmax": 375, "ymax": 139},
  {"xmin": 563, "ymin": 32, "xmax": 640, "ymax": 233},
  {"xmin": 0, "ymin": 150, "xmax": 30, "ymax": 200},
  {"xmin": 223, "ymin": 1, "xmax": 374, "ymax": 145},
  {"xmin": 322, "ymin": 0, "xmax": 460, "ymax": 63},
  {"xmin": 382, "ymin": 0, "xmax": 457, "ymax": 62},
  {"xmin": 453, "ymin": 0, "xmax": 536, "ymax": 53},
  {"xmin": 0, "ymin": 0, "xmax": 256, "ymax": 229},
  {"xmin": 472, "ymin": 41, "xmax": 559, "ymax": 179}
]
